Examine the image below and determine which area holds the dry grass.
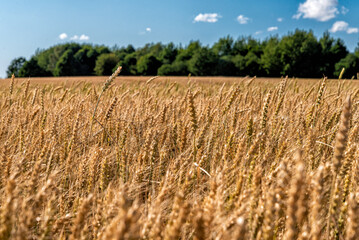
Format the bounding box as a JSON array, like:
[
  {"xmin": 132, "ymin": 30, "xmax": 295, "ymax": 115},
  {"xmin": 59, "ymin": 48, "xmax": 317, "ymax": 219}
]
[{"xmin": 1, "ymin": 73, "xmax": 359, "ymax": 239}]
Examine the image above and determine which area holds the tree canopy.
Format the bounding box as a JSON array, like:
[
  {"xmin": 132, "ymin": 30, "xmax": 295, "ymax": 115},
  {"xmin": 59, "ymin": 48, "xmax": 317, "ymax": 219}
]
[{"xmin": 7, "ymin": 29, "xmax": 359, "ymax": 78}]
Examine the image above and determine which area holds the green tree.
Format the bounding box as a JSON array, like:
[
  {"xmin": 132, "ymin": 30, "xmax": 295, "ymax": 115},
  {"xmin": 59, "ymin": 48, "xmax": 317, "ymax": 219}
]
[
  {"xmin": 244, "ymin": 52, "xmax": 262, "ymax": 76},
  {"xmin": 137, "ymin": 54, "xmax": 162, "ymax": 75},
  {"xmin": 94, "ymin": 53, "xmax": 120, "ymax": 76},
  {"xmin": 232, "ymin": 37, "xmax": 263, "ymax": 57},
  {"xmin": 319, "ymin": 32, "xmax": 348, "ymax": 77},
  {"xmin": 334, "ymin": 53, "xmax": 359, "ymax": 78},
  {"xmin": 73, "ymin": 46, "xmax": 101, "ymax": 75},
  {"xmin": 5, "ymin": 31, "xmax": 357, "ymax": 78},
  {"xmin": 232, "ymin": 37, "xmax": 248, "ymax": 56},
  {"xmin": 188, "ymin": 48, "xmax": 217, "ymax": 76},
  {"xmin": 278, "ymin": 29, "xmax": 321, "ymax": 77},
  {"xmin": 233, "ymin": 52, "xmax": 262, "ymax": 76},
  {"xmin": 212, "ymin": 36, "xmax": 234, "ymax": 57},
  {"xmin": 215, "ymin": 56, "xmax": 236, "ymax": 76},
  {"xmin": 159, "ymin": 43, "xmax": 177, "ymax": 64},
  {"xmin": 18, "ymin": 57, "xmax": 50, "ymax": 77},
  {"xmin": 176, "ymin": 41, "xmax": 202, "ymax": 62},
  {"xmin": 157, "ymin": 61, "xmax": 188, "ymax": 76},
  {"xmin": 136, "ymin": 43, "xmax": 163, "ymax": 58},
  {"xmin": 117, "ymin": 52, "xmax": 138, "ymax": 75},
  {"xmin": 261, "ymin": 37, "xmax": 282, "ymax": 76},
  {"xmin": 37, "ymin": 43, "xmax": 82, "ymax": 75},
  {"xmin": 114, "ymin": 44, "xmax": 136, "ymax": 63},
  {"xmin": 6, "ymin": 57, "xmax": 26, "ymax": 77},
  {"xmin": 53, "ymin": 49, "xmax": 78, "ymax": 76}
]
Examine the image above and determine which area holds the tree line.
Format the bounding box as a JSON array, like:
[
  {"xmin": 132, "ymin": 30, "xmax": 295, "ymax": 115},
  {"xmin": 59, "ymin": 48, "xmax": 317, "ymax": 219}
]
[{"xmin": 6, "ymin": 29, "xmax": 359, "ymax": 78}]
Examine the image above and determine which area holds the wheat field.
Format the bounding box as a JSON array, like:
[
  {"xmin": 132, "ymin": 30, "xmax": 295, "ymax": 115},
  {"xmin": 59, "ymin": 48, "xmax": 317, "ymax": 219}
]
[{"xmin": 1, "ymin": 69, "xmax": 359, "ymax": 239}]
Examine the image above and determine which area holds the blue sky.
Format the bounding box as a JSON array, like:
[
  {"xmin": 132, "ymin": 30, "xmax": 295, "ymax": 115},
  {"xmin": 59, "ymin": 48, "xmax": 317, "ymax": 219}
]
[{"xmin": 1, "ymin": 0, "xmax": 358, "ymax": 78}]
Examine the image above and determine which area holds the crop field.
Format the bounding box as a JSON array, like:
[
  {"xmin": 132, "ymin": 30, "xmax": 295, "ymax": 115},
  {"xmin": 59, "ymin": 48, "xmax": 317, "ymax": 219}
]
[
  {"xmin": 1, "ymin": 69, "xmax": 359, "ymax": 240},
  {"xmin": 0, "ymin": 75, "xmax": 341, "ymax": 86}
]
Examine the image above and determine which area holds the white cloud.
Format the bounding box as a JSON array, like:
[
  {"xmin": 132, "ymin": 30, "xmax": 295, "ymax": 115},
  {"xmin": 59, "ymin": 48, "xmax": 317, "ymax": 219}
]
[
  {"xmin": 139, "ymin": 28, "xmax": 151, "ymax": 35},
  {"xmin": 347, "ymin": 27, "xmax": 359, "ymax": 34},
  {"xmin": 341, "ymin": 6, "xmax": 349, "ymax": 15},
  {"xmin": 267, "ymin": 26, "xmax": 278, "ymax": 32},
  {"xmin": 277, "ymin": 18, "xmax": 283, "ymax": 22},
  {"xmin": 330, "ymin": 21, "xmax": 358, "ymax": 34},
  {"xmin": 330, "ymin": 21, "xmax": 348, "ymax": 32},
  {"xmin": 70, "ymin": 34, "xmax": 90, "ymax": 41},
  {"xmin": 255, "ymin": 31, "xmax": 262, "ymax": 35},
  {"xmin": 79, "ymin": 34, "xmax": 89, "ymax": 40},
  {"xmin": 292, "ymin": 13, "xmax": 302, "ymax": 19},
  {"xmin": 194, "ymin": 13, "xmax": 220, "ymax": 23},
  {"xmin": 293, "ymin": 0, "xmax": 339, "ymax": 22},
  {"xmin": 59, "ymin": 33, "xmax": 67, "ymax": 40},
  {"xmin": 237, "ymin": 15, "xmax": 249, "ymax": 24}
]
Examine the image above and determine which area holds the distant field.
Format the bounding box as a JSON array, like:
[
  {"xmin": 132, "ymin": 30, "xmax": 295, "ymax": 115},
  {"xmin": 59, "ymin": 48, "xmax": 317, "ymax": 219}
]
[
  {"xmin": 0, "ymin": 75, "xmax": 351, "ymax": 86},
  {"xmin": 1, "ymin": 76, "xmax": 275, "ymax": 85}
]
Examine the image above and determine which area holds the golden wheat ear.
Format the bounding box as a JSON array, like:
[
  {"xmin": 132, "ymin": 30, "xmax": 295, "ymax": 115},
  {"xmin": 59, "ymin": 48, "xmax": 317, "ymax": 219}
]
[{"xmin": 333, "ymin": 95, "xmax": 351, "ymax": 174}]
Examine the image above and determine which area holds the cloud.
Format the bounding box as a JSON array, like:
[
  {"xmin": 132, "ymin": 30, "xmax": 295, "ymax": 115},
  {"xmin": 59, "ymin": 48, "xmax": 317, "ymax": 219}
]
[
  {"xmin": 341, "ymin": 6, "xmax": 349, "ymax": 15},
  {"xmin": 59, "ymin": 33, "xmax": 67, "ymax": 40},
  {"xmin": 237, "ymin": 15, "xmax": 249, "ymax": 24},
  {"xmin": 139, "ymin": 28, "xmax": 152, "ymax": 35},
  {"xmin": 194, "ymin": 13, "xmax": 220, "ymax": 23},
  {"xmin": 293, "ymin": 0, "xmax": 339, "ymax": 22},
  {"xmin": 255, "ymin": 31, "xmax": 262, "ymax": 35},
  {"xmin": 79, "ymin": 34, "xmax": 89, "ymax": 40},
  {"xmin": 347, "ymin": 27, "xmax": 359, "ymax": 34},
  {"xmin": 267, "ymin": 26, "xmax": 278, "ymax": 32},
  {"xmin": 277, "ymin": 18, "xmax": 283, "ymax": 22},
  {"xmin": 292, "ymin": 13, "xmax": 302, "ymax": 19},
  {"xmin": 330, "ymin": 21, "xmax": 358, "ymax": 34},
  {"xmin": 330, "ymin": 21, "xmax": 348, "ymax": 32},
  {"xmin": 70, "ymin": 34, "xmax": 90, "ymax": 41}
]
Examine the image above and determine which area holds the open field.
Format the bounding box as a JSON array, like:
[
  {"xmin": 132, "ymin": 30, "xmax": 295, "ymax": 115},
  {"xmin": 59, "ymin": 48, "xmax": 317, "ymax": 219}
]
[
  {"xmin": 1, "ymin": 75, "xmax": 355, "ymax": 85},
  {"xmin": 1, "ymin": 72, "xmax": 359, "ymax": 239}
]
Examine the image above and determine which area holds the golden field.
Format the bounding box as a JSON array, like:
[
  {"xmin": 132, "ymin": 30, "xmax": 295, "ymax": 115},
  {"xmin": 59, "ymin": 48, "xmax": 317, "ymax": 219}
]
[
  {"xmin": 0, "ymin": 75, "xmax": 335, "ymax": 86},
  {"xmin": 0, "ymin": 71, "xmax": 359, "ymax": 239}
]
